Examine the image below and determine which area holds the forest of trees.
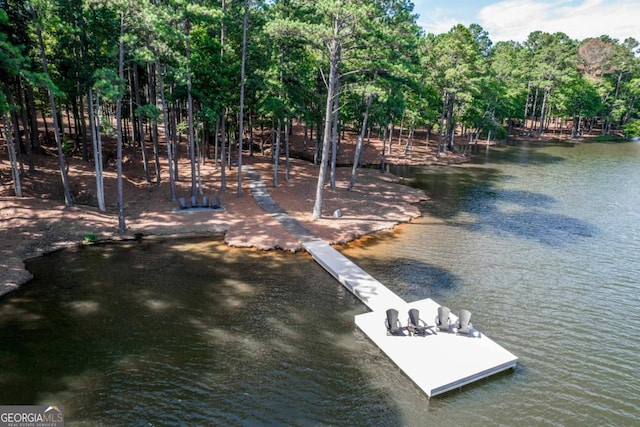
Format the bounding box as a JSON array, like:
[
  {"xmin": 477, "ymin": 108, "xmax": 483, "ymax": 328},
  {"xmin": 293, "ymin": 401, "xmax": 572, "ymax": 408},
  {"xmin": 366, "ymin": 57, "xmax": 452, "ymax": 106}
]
[{"xmin": 1, "ymin": 0, "xmax": 639, "ymax": 231}]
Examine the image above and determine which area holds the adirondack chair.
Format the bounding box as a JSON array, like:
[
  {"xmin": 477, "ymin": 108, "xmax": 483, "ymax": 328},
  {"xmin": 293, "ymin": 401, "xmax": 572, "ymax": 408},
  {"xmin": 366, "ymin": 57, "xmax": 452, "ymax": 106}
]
[
  {"xmin": 385, "ymin": 308, "xmax": 407, "ymax": 336},
  {"xmin": 435, "ymin": 306, "xmax": 452, "ymax": 333},
  {"xmin": 408, "ymin": 308, "xmax": 436, "ymax": 336},
  {"xmin": 456, "ymin": 309, "xmax": 474, "ymax": 335}
]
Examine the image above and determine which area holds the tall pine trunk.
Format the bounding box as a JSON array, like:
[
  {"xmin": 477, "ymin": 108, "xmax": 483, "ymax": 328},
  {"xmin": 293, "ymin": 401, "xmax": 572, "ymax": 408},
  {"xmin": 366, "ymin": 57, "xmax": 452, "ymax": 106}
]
[
  {"xmin": 7, "ymin": 90, "xmax": 25, "ymax": 176},
  {"xmin": 273, "ymin": 118, "xmax": 281, "ymax": 187},
  {"xmin": 529, "ymin": 86, "xmax": 539, "ymax": 135},
  {"xmin": 284, "ymin": 119, "xmax": 290, "ymax": 181},
  {"xmin": 312, "ymin": 21, "xmax": 340, "ymax": 220},
  {"xmin": 220, "ymin": 113, "xmax": 227, "ymax": 190},
  {"xmin": 116, "ymin": 13, "xmax": 126, "ymax": 233},
  {"xmin": 156, "ymin": 60, "xmax": 177, "ymax": 200},
  {"xmin": 329, "ymin": 81, "xmax": 339, "ymax": 189},
  {"xmin": 88, "ymin": 87, "xmax": 106, "ymax": 212},
  {"xmin": 274, "ymin": 49, "xmax": 284, "ymax": 187},
  {"xmin": 348, "ymin": 92, "xmax": 373, "ymax": 191},
  {"xmin": 3, "ymin": 112, "xmax": 22, "ymax": 197},
  {"xmin": 185, "ymin": 20, "xmax": 198, "ymax": 198},
  {"xmin": 133, "ymin": 64, "xmax": 151, "ymax": 183},
  {"xmin": 437, "ymin": 91, "xmax": 447, "ymax": 157},
  {"xmin": 237, "ymin": 0, "xmax": 249, "ymax": 197},
  {"xmin": 404, "ymin": 124, "xmax": 414, "ymax": 155},
  {"xmin": 219, "ymin": 0, "xmax": 227, "ymax": 190},
  {"xmin": 445, "ymin": 93, "xmax": 455, "ymax": 151},
  {"xmin": 24, "ymin": 81, "xmax": 40, "ymax": 159},
  {"xmin": 147, "ymin": 61, "xmax": 161, "ymax": 184},
  {"xmin": 33, "ymin": 7, "xmax": 74, "ymax": 207},
  {"xmin": 17, "ymin": 78, "xmax": 34, "ymax": 172},
  {"xmin": 538, "ymin": 88, "xmax": 549, "ymax": 137}
]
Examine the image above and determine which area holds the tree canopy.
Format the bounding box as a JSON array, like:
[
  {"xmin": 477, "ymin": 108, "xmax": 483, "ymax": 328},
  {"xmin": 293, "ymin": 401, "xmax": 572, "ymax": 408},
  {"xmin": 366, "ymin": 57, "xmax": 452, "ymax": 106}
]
[{"xmin": 1, "ymin": 0, "xmax": 639, "ymax": 226}]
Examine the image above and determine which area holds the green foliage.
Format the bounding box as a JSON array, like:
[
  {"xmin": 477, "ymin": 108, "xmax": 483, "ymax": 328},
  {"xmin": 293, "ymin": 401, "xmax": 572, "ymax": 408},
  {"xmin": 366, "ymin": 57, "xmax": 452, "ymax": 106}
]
[
  {"xmin": 62, "ymin": 138, "xmax": 73, "ymax": 153},
  {"xmin": 556, "ymin": 75, "xmax": 602, "ymax": 118},
  {"xmin": 0, "ymin": 92, "xmax": 8, "ymax": 115},
  {"xmin": 92, "ymin": 68, "xmax": 124, "ymax": 102},
  {"xmin": 0, "ymin": 7, "xmax": 32, "ymax": 114},
  {"xmin": 3, "ymin": 0, "xmax": 640, "ymax": 174},
  {"xmin": 135, "ymin": 104, "xmax": 161, "ymax": 123},
  {"xmin": 100, "ymin": 116, "xmax": 115, "ymax": 137},
  {"xmin": 623, "ymin": 120, "xmax": 640, "ymax": 137},
  {"xmin": 593, "ymin": 135, "xmax": 623, "ymax": 142}
]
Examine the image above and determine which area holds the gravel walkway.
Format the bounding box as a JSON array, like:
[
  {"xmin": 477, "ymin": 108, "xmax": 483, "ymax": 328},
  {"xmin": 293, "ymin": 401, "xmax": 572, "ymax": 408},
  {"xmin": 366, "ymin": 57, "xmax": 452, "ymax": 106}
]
[{"xmin": 245, "ymin": 165, "xmax": 317, "ymax": 243}]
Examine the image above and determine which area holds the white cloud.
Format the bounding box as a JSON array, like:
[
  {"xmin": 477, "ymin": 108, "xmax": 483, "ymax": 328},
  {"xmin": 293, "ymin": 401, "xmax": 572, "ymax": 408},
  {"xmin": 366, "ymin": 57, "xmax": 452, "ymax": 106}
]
[
  {"xmin": 479, "ymin": 0, "xmax": 640, "ymax": 43},
  {"xmin": 417, "ymin": 7, "xmax": 466, "ymax": 36},
  {"xmin": 418, "ymin": 17, "xmax": 461, "ymax": 36}
]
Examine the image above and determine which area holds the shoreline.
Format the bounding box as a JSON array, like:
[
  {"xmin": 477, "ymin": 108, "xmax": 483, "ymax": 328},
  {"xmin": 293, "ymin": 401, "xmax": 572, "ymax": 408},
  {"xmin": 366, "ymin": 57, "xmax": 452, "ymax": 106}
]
[{"xmin": 0, "ymin": 157, "xmax": 437, "ymax": 299}]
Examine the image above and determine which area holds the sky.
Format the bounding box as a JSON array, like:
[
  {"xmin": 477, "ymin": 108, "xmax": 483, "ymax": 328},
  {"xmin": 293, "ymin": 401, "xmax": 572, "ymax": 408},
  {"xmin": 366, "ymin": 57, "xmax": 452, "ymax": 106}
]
[{"xmin": 412, "ymin": 0, "xmax": 640, "ymax": 44}]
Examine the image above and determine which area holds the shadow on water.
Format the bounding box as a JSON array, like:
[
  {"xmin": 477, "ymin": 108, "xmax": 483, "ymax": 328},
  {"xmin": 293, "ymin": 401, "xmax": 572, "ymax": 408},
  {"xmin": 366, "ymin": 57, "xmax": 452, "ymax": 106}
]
[
  {"xmin": 390, "ymin": 154, "xmax": 598, "ymax": 247},
  {"xmin": 469, "ymin": 188, "xmax": 556, "ymax": 209},
  {"xmin": 470, "ymin": 144, "xmax": 569, "ymax": 166},
  {"xmin": 358, "ymin": 257, "xmax": 461, "ymax": 302},
  {"xmin": 466, "ymin": 207, "xmax": 597, "ymax": 247},
  {"xmin": 0, "ymin": 239, "xmax": 404, "ymax": 425},
  {"xmin": 396, "ymin": 166, "xmax": 504, "ymax": 220},
  {"xmin": 463, "ymin": 187, "xmax": 598, "ymax": 247}
]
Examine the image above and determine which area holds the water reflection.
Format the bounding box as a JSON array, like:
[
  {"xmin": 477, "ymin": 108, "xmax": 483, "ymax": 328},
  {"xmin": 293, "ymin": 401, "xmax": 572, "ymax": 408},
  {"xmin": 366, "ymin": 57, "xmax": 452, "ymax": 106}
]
[
  {"xmin": 2, "ymin": 142, "xmax": 640, "ymax": 425},
  {"xmin": 484, "ymin": 145, "xmax": 568, "ymax": 166},
  {"xmin": 346, "ymin": 143, "xmax": 640, "ymax": 425},
  {"xmin": 394, "ymin": 161, "xmax": 598, "ymax": 247},
  {"xmin": 464, "ymin": 186, "xmax": 598, "ymax": 246},
  {"xmin": 468, "ymin": 210, "xmax": 597, "ymax": 246},
  {"xmin": 1, "ymin": 240, "xmax": 412, "ymax": 425}
]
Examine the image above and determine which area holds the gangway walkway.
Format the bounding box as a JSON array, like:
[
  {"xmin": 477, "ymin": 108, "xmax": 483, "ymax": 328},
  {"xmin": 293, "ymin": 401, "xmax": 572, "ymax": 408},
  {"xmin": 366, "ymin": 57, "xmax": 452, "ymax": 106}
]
[{"xmin": 245, "ymin": 166, "xmax": 517, "ymax": 397}]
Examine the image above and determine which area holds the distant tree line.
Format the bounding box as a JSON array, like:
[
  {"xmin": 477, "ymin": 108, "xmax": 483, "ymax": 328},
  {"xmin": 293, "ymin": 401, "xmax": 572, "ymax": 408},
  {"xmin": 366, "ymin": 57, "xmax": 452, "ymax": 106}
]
[{"xmin": 1, "ymin": 0, "xmax": 639, "ymax": 230}]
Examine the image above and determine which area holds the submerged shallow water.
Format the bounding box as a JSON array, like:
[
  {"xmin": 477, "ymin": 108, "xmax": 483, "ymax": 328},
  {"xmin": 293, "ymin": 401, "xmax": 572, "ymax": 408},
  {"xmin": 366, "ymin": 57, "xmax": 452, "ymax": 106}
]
[{"xmin": 1, "ymin": 142, "xmax": 639, "ymax": 425}]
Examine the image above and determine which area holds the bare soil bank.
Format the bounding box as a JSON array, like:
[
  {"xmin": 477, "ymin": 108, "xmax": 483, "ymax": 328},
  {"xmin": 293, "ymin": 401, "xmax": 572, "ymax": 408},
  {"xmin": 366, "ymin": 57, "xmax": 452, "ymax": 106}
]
[{"xmin": 1, "ymin": 124, "xmax": 472, "ymax": 298}]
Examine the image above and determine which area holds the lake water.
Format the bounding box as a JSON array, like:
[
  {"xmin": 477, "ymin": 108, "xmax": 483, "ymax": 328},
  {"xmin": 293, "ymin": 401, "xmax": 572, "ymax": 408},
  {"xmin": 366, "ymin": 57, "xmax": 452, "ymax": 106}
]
[{"xmin": 1, "ymin": 141, "xmax": 639, "ymax": 425}]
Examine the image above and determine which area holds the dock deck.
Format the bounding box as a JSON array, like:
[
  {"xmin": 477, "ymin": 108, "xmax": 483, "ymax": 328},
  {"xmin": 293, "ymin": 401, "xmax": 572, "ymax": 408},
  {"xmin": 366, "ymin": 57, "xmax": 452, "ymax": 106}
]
[
  {"xmin": 303, "ymin": 239, "xmax": 518, "ymax": 397},
  {"xmin": 247, "ymin": 166, "xmax": 517, "ymax": 398},
  {"xmin": 302, "ymin": 240, "xmax": 406, "ymax": 312},
  {"xmin": 355, "ymin": 299, "xmax": 518, "ymax": 397}
]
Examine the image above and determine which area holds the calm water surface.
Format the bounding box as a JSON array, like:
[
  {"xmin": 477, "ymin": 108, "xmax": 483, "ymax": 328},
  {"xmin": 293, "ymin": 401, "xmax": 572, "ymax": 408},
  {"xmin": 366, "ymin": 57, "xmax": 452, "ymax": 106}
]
[{"xmin": 1, "ymin": 142, "xmax": 639, "ymax": 425}]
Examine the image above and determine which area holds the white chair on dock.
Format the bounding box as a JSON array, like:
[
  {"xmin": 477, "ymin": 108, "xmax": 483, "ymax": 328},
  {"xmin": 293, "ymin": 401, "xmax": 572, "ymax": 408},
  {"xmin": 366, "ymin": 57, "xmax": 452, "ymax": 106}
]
[
  {"xmin": 407, "ymin": 308, "xmax": 437, "ymax": 336},
  {"xmin": 385, "ymin": 309, "xmax": 407, "ymax": 336},
  {"xmin": 435, "ymin": 306, "xmax": 452, "ymax": 333},
  {"xmin": 456, "ymin": 309, "xmax": 480, "ymax": 337}
]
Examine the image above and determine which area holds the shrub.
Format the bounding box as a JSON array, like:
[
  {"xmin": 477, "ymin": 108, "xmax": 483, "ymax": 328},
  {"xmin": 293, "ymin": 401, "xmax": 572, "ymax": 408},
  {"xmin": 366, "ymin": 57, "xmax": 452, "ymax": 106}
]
[{"xmin": 622, "ymin": 120, "xmax": 640, "ymax": 138}]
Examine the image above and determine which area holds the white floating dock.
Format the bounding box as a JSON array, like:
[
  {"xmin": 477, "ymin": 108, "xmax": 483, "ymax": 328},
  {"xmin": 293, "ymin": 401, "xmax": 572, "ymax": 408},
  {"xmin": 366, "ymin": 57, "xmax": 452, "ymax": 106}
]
[
  {"xmin": 303, "ymin": 240, "xmax": 406, "ymax": 312},
  {"xmin": 303, "ymin": 239, "xmax": 518, "ymax": 398},
  {"xmin": 355, "ymin": 299, "xmax": 518, "ymax": 397},
  {"xmin": 245, "ymin": 169, "xmax": 516, "ymax": 398}
]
